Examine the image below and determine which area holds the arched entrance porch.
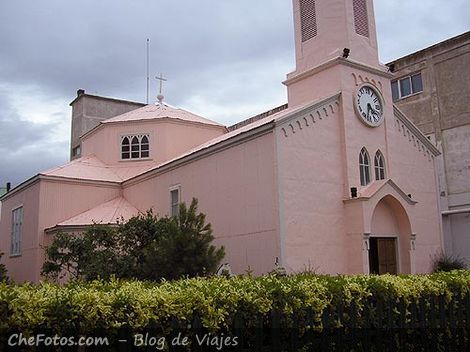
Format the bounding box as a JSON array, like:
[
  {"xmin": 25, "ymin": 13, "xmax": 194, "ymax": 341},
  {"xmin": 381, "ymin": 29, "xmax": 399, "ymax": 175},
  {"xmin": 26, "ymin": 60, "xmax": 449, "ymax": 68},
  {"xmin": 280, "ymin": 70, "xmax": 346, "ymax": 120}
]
[{"xmin": 367, "ymin": 195, "xmax": 413, "ymax": 274}]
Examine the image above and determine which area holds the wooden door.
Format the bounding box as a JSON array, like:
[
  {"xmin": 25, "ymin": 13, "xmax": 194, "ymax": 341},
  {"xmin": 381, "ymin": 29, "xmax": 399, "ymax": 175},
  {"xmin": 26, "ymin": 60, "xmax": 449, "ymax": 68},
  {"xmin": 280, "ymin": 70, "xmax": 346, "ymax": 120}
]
[
  {"xmin": 369, "ymin": 237, "xmax": 398, "ymax": 275},
  {"xmin": 377, "ymin": 238, "xmax": 397, "ymax": 274}
]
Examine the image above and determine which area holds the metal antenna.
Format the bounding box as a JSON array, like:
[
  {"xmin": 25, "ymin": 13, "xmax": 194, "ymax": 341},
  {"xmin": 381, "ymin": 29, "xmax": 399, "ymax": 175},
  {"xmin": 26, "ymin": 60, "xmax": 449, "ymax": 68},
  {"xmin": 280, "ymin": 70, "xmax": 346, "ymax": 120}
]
[
  {"xmin": 155, "ymin": 73, "xmax": 167, "ymax": 104},
  {"xmin": 146, "ymin": 39, "xmax": 150, "ymax": 104}
]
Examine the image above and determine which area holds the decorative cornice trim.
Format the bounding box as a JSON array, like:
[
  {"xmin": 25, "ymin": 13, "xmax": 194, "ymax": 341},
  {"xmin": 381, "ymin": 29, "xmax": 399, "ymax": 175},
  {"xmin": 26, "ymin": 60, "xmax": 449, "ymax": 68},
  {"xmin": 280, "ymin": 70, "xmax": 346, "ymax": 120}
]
[
  {"xmin": 343, "ymin": 179, "xmax": 418, "ymax": 205},
  {"xmin": 283, "ymin": 57, "xmax": 392, "ymax": 86},
  {"xmin": 275, "ymin": 93, "xmax": 341, "ymax": 127},
  {"xmin": 393, "ymin": 105, "xmax": 440, "ymax": 156},
  {"xmin": 275, "ymin": 93, "xmax": 341, "ymax": 139}
]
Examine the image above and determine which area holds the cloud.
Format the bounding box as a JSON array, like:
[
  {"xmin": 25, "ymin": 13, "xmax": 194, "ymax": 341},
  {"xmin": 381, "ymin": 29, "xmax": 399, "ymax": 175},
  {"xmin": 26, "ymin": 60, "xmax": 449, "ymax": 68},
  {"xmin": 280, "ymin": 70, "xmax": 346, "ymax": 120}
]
[
  {"xmin": 0, "ymin": 0, "xmax": 468, "ymax": 187},
  {"xmin": 0, "ymin": 0, "xmax": 293, "ymax": 103},
  {"xmin": 0, "ymin": 86, "xmax": 69, "ymax": 186},
  {"xmin": 375, "ymin": 0, "xmax": 469, "ymax": 62}
]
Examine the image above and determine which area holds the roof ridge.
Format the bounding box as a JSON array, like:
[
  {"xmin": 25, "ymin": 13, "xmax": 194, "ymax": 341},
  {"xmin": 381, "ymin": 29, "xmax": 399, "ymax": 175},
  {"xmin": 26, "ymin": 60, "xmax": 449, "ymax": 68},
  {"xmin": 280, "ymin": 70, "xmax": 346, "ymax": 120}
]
[{"xmin": 100, "ymin": 103, "xmax": 225, "ymax": 127}]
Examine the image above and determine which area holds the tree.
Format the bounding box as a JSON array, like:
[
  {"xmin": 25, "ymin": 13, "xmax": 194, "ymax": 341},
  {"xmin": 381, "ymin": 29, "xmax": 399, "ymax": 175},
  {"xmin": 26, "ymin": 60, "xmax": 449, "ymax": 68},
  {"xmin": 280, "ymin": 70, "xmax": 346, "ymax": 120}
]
[
  {"xmin": 0, "ymin": 252, "xmax": 8, "ymax": 282},
  {"xmin": 42, "ymin": 198, "xmax": 225, "ymax": 281},
  {"xmin": 42, "ymin": 225, "xmax": 119, "ymax": 281},
  {"xmin": 144, "ymin": 199, "xmax": 225, "ymax": 280}
]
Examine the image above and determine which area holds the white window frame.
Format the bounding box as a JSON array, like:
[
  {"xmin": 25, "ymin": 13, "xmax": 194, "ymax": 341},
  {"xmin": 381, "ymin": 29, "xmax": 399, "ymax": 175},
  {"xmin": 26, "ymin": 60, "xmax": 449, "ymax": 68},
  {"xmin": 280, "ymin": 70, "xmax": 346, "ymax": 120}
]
[
  {"xmin": 169, "ymin": 185, "xmax": 181, "ymax": 217},
  {"xmin": 10, "ymin": 205, "xmax": 23, "ymax": 256},
  {"xmin": 120, "ymin": 133, "xmax": 151, "ymax": 161},
  {"xmin": 374, "ymin": 151, "xmax": 386, "ymax": 181},
  {"xmin": 359, "ymin": 148, "xmax": 371, "ymax": 186},
  {"xmin": 392, "ymin": 73, "xmax": 423, "ymax": 101}
]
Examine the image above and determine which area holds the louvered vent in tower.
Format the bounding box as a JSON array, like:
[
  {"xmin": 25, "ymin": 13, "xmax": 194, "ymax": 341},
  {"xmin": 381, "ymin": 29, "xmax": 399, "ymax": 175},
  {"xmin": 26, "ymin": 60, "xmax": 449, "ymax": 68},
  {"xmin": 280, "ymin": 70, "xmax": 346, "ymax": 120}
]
[
  {"xmin": 300, "ymin": 0, "xmax": 317, "ymax": 42},
  {"xmin": 353, "ymin": 0, "xmax": 369, "ymax": 37}
]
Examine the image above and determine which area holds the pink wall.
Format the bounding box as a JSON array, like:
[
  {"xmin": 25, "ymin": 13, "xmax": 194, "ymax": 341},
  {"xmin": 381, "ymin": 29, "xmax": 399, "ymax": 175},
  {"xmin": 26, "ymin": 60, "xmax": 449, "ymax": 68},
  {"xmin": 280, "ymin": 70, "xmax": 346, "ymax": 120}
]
[
  {"xmin": 371, "ymin": 199, "xmax": 400, "ymax": 235},
  {"xmin": 276, "ymin": 95, "xmax": 349, "ymax": 274},
  {"xmin": 0, "ymin": 181, "xmax": 40, "ymax": 282},
  {"xmin": 278, "ymin": 61, "xmax": 441, "ymax": 275},
  {"xmin": 81, "ymin": 120, "xmax": 225, "ymax": 166},
  {"xmin": 123, "ymin": 132, "xmax": 280, "ymax": 275},
  {"xmin": 36, "ymin": 180, "xmax": 121, "ymax": 281},
  {"xmin": 0, "ymin": 178, "xmax": 121, "ymax": 282},
  {"xmin": 339, "ymin": 67, "xmax": 390, "ymax": 195},
  {"xmin": 286, "ymin": 65, "xmax": 343, "ymax": 109},
  {"xmin": 387, "ymin": 120, "xmax": 442, "ymax": 272}
]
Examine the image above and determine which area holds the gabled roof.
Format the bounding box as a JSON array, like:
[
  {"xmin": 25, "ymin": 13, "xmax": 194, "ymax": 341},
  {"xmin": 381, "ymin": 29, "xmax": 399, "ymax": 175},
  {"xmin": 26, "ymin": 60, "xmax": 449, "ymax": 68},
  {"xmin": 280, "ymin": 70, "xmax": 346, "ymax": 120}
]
[
  {"xmin": 102, "ymin": 103, "xmax": 225, "ymax": 127},
  {"xmin": 41, "ymin": 155, "xmax": 153, "ymax": 183},
  {"xmin": 2, "ymin": 93, "xmax": 340, "ymax": 197},
  {"xmin": 124, "ymin": 93, "xmax": 342, "ymax": 185},
  {"xmin": 344, "ymin": 179, "xmax": 417, "ymax": 206},
  {"xmin": 45, "ymin": 196, "xmax": 139, "ymax": 233}
]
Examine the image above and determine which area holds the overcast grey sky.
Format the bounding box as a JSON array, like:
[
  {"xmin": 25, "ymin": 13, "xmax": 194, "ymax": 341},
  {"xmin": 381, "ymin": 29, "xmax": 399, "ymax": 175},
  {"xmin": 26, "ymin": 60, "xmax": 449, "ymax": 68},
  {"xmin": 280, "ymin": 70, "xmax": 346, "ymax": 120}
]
[{"xmin": 0, "ymin": 0, "xmax": 468, "ymax": 187}]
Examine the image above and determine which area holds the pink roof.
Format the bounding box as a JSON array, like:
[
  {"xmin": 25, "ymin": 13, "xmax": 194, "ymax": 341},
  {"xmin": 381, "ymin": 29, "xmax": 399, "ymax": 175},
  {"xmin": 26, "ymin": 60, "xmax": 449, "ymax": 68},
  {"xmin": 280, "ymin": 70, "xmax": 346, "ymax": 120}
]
[
  {"xmin": 102, "ymin": 103, "xmax": 224, "ymax": 127},
  {"xmin": 41, "ymin": 155, "xmax": 154, "ymax": 183},
  {"xmin": 41, "ymin": 95, "xmax": 338, "ymax": 185},
  {"xmin": 55, "ymin": 196, "xmax": 139, "ymax": 227},
  {"xmin": 138, "ymin": 94, "xmax": 340, "ymax": 177},
  {"xmin": 358, "ymin": 179, "xmax": 417, "ymax": 205}
]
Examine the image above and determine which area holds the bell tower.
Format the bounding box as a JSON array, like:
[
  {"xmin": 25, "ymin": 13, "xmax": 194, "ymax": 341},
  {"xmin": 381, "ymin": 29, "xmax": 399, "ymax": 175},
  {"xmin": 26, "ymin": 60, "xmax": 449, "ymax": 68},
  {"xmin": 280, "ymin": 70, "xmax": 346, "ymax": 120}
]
[
  {"xmin": 285, "ymin": 0, "xmax": 388, "ymax": 108},
  {"xmin": 292, "ymin": 0, "xmax": 380, "ymax": 73}
]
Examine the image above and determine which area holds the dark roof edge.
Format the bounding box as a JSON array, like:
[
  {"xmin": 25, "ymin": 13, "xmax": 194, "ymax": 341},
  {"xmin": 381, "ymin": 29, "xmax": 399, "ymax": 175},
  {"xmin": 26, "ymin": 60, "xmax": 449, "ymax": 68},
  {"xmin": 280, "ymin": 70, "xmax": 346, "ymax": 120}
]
[
  {"xmin": 228, "ymin": 104, "xmax": 288, "ymax": 131},
  {"xmin": 69, "ymin": 91, "xmax": 146, "ymax": 107},
  {"xmin": 387, "ymin": 31, "xmax": 470, "ymax": 65}
]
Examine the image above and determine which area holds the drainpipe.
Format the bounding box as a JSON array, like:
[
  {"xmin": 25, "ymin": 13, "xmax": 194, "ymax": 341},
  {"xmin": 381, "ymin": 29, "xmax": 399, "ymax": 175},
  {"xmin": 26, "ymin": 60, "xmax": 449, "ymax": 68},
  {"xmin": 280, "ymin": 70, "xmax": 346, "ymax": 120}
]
[{"xmin": 442, "ymin": 208, "xmax": 470, "ymax": 216}]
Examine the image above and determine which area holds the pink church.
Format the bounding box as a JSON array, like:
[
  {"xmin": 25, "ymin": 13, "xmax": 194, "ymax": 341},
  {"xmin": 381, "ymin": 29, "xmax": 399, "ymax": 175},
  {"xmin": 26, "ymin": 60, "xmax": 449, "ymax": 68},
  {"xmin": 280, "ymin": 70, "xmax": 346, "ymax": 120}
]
[{"xmin": 0, "ymin": 0, "xmax": 443, "ymax": 282}]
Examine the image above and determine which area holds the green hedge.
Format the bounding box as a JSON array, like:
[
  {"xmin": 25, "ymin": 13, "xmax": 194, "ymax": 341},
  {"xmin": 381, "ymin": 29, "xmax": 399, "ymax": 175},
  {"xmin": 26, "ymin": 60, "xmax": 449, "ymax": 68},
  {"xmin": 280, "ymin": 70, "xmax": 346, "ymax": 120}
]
[{"xmin": 0, "ymin": 271, "xmax": 469, "ymax": 349}]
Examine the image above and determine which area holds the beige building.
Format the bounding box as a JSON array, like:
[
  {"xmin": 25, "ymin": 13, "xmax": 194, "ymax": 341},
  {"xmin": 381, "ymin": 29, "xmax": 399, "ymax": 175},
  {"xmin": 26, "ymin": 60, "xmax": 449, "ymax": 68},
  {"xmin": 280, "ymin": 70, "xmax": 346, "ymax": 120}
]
[
  {"xmin": 69, "ymin": 90, "xmax": 145, "ymax": 160},
  {"xmin": 388, "ymin": 31, "xmax": 470, "ymax": 264}
]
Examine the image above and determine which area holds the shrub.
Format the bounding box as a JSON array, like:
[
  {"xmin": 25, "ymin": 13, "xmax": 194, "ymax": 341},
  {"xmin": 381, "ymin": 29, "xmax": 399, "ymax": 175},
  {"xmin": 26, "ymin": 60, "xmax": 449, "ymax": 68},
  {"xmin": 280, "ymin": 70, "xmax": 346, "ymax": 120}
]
[
  {"xmin": 0, "ymin": 252, "xmax": 7, "ymax": 282},
  {"xmin": 432, "ymin": 251, "xmax": 467, "ymax": 272},
  {"xmin": 42, "ymin": 198, "xmax": 225, "ymax": 281},
  {"xmin": 0, "ymin": 271, "xmax": 469, "ymax": 344}
]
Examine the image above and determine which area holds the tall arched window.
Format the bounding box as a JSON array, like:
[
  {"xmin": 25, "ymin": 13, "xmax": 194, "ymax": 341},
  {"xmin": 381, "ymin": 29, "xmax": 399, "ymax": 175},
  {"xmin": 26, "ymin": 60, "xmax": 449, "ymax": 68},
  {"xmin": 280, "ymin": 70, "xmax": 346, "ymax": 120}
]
[
  {"xmin": 374, "ymin": 151, "xmax": 386, "ymax": 180},
  {"xmin": 141, "ymin": 135, "xmax": 149, "ymax": 158},
  {"xmin": 131, "ymin": 136, "xmax": 140, "ymax": 159},
  {"xmin": 121, "ymin": 134, "xmax": 150, "ymax": 160},
  {"xmin": 359, "ymin": 148, "xmax": 371, "ymax": 186},
  {"xmin": 121, "ymin": 137, "xmax": 130, "ymax": 159}
]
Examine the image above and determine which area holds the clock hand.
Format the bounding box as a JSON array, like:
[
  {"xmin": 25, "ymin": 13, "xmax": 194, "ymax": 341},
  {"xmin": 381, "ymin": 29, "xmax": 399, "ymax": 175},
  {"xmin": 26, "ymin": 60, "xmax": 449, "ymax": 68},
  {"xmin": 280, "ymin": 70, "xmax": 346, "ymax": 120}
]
[
  {"xmin": 370, "ymin": 108, "xmax": 379, "ymax": 121},
  {"xmin": 367, "ymin": 104, "xmax": 372, "ymax": 121}
]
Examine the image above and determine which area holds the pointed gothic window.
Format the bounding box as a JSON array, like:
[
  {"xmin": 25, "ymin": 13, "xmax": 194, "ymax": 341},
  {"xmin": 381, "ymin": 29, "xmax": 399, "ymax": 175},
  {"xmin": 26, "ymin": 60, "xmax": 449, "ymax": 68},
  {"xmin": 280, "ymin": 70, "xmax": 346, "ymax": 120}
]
[
  {"xmin": 121, "ymin": 137, "xmax": 130, "ymax": 159},
  {"xmin": 141, "ymin": 135, "xmax": 149, "ymax": 158},
  {"xmin": 359, "ymin": 148, "xmax": 371, "ymax": 186},
  {"xmin": 121, "ymin": 134, "xmax": 150, "ymax": 160},
  {"xmin": 131, "ymin": 136, "xmax": 140, "ymax": 159},
  {"xmin": 374, "ymin": 151, "xmax": 386, "ymax": 180}
]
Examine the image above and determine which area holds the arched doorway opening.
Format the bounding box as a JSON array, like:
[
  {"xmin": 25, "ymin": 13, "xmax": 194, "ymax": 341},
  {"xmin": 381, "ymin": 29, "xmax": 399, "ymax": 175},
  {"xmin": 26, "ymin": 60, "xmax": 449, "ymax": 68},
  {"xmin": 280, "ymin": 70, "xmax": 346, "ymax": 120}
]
[{"xmin": 369, "ymin": 195, "xmax": 412, "ymax": 274}]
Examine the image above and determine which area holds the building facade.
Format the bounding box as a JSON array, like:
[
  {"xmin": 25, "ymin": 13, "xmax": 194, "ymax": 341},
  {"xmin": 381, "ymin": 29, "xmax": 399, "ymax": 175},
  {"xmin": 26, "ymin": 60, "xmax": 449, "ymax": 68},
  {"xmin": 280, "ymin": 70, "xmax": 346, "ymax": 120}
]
[
  {"xmin": 0, "ymin": 0, "xmax": 443, "ymax": 282},
  {"xmin": 69, "ymin": 90, "xmax": 146, "ymax": 160},
  {"xmin": 389, "ymin": 32, "xmax": 470, "ymax": 264}
]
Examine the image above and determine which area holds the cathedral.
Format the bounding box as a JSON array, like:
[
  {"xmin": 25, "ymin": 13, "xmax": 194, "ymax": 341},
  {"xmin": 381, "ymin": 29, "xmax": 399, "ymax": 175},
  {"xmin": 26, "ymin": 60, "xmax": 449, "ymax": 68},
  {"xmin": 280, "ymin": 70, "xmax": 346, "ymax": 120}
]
[{"xmin": 0, "ymin": 0, "xmax": 443, "ymax": 282}]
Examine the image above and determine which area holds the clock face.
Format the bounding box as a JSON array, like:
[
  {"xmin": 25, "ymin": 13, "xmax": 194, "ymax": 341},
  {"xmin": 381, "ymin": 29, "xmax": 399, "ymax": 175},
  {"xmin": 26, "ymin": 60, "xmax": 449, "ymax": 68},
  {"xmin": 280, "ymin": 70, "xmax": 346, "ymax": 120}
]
[{"xmin": 355, "ymin": 85, "xmax": 384, "ymax": 127}]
